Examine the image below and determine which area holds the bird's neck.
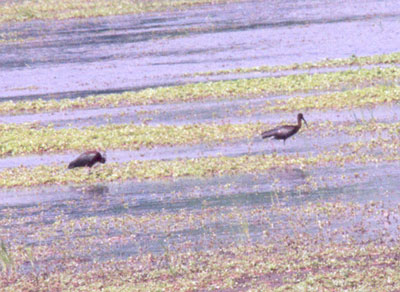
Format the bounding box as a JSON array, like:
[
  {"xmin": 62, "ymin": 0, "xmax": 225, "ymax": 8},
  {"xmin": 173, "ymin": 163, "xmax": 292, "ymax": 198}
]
[{"xmin": 297, "ymin": 118, "xmax": 302, "ymax": 127}]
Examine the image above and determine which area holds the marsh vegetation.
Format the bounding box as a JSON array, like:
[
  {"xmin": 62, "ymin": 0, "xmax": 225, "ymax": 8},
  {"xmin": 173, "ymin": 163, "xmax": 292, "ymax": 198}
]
[{"xmin": 1, "ymin": 0, "xmax": 400, "ymax": 290}]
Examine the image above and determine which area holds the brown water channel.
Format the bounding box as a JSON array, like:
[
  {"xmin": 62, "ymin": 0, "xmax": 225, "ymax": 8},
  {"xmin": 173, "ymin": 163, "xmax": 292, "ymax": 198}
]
[{"xmin": 1, "ymin": 0, "xmax": 400, "ymax": 272}]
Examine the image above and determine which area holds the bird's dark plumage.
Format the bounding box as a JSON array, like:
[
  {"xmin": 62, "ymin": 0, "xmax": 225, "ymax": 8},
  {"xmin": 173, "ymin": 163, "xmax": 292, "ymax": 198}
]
[
  {"xmin": 261, "ymin": 113, "xmax": 307, "ymax": 144},
  {"xmin": 68, "ymin": 151, "xmax": 106, "ymax": 169}
]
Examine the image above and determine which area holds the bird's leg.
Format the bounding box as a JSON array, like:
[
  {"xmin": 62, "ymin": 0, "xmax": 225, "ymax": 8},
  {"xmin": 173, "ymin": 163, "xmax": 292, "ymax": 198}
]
[{"xmin": 269, "ymin": 139, "xmax": 276, "ymax": 153}]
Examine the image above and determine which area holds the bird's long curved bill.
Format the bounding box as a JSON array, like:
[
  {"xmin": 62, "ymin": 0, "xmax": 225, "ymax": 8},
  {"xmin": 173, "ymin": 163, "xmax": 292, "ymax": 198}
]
[{"xmin": 302, "ymin": 118, "xmax": 308, "ymax": 127}]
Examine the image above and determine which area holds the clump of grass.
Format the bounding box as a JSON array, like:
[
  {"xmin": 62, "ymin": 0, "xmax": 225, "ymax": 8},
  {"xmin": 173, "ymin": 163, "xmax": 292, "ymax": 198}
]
[
  {"xmin": 0, "ymin": 241, "xmax": 14, "ymax": 274},
  {"xmin": 1, "ymin": 67, "xmax": 400, "ymax": 116}
]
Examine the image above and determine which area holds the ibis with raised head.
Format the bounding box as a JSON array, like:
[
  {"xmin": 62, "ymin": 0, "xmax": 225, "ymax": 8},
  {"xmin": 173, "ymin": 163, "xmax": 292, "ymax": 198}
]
[{"xmin": 261, "ymin": 113, "xmax": 308, "ymax": 144}]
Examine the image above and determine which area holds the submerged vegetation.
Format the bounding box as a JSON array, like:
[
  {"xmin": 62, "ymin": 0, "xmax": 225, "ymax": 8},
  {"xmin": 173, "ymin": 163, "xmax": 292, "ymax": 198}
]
[{"xmin": 1, "ymin": 198, "xmax": 399, "ymax": 290}]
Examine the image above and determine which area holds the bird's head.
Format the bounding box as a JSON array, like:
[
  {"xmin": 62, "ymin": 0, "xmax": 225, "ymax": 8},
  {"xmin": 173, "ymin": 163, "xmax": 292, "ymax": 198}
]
[
  {"xmin": 100, "ymin": 152, "xmax": 106, "ymax": 164},
  {"xmin": 298, "ymin": 113, "xmax": 308, "ymax": 127}
]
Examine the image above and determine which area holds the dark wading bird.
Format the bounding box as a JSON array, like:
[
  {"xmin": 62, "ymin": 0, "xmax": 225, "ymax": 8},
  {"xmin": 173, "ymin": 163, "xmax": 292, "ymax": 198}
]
[
  {"xmin": 68, "ymin": 151, "xmax": 106, "ymax": 169},
  {"xmin": 261, "ymin": 113, "xmax": 308, "ymax": 144}
]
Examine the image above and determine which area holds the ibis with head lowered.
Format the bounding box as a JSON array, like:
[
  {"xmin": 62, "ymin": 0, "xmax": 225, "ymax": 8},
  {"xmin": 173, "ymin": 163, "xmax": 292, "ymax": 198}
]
[{"xmin": 68, "ymin": 151, "xmax": 106, "ymax": 169}]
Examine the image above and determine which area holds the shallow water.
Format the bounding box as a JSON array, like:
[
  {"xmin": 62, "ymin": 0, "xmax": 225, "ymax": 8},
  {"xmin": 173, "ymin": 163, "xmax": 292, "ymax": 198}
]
[{"xmin": 1, "ymin": 163, "xmax": 399, "ymax": 262}]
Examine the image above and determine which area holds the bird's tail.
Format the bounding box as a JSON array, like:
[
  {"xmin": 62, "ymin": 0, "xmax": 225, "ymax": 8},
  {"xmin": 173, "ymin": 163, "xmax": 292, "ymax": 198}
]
[{"xmin": 261, "ymin": 129, "xmax": 276, "ymax": 139}]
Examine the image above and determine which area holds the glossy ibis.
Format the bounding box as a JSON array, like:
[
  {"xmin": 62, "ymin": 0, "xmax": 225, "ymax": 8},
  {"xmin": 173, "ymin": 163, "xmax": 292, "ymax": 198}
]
[
  {"xmin": 68, "ymin": 151, "xmax": 106, "ymax": 169},
  {"xmin": 261, "ymin": 113, "xmax": 308, "ymax": 144}
]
